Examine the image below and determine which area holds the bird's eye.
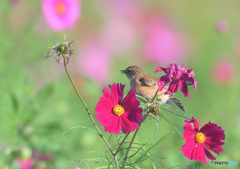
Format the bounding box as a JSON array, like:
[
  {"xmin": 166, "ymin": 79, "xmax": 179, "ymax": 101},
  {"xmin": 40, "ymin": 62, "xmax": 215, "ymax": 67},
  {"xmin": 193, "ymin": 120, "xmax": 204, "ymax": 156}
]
[{"xmin": 127, "ymin": 69, "xmax": 132, "ymax": 73}]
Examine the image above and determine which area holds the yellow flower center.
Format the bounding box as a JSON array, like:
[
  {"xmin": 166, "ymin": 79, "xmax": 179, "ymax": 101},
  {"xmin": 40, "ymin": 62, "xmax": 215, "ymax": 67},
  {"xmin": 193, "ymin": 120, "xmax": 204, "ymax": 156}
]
[
  {"xmin": 55, "ymin": 2, "xmax": 67, "ymax": 15},
  {"xmin": 195, "ymin": 132, "xmax": 206, "ymax": 143},
  {"xmin": 113, "ymin": 105, "xmax": 125, "ymax": 116}
]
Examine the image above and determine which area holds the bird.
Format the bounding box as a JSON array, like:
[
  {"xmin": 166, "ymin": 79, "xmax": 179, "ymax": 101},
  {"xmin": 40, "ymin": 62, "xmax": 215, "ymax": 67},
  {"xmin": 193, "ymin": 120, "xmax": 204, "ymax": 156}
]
[{"xmin": 121, "ymin": 65, "xmax": 185, "ymax": 112}]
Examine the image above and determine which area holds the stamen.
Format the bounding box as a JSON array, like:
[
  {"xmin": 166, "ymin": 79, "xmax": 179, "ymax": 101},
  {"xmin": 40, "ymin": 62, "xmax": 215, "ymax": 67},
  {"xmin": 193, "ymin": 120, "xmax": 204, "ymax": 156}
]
[
  {"xmin": 195, "ymin": 132, "xmax": 206, "ymax": 143},
  {"xmin": 113, "ymin": 105, "xmax": 125, "ymax": 116}
]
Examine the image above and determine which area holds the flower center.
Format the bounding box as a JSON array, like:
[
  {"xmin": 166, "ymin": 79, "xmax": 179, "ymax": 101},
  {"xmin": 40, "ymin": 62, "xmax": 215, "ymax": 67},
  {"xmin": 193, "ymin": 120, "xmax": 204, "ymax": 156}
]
[
  {"xmin": 54, "ymin": 2, "xmax": 67, "ymax": 15},
  {"xmin": 57, "ymin": 43, "xmax": 68, "ymax": 54},
  {"xmin": 195, "ymin": 132, "xmax": 206, "ymax": 143},
  {"xmin": 113, "ymin": 105, "xmax": 125, "ymax": 116}
]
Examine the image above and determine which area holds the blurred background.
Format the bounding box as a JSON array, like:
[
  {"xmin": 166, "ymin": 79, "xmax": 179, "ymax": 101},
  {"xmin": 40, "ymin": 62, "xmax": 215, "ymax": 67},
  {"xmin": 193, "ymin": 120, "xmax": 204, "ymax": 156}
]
[{"xmin": 0, "ymin": 0, "xmax": 240, "ymax": 168}]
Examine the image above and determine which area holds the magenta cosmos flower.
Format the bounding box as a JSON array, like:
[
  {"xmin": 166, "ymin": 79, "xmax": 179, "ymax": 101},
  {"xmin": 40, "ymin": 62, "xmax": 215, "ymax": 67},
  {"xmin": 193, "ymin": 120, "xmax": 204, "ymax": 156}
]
[
  {"xmin": 42, "ymin": 0, "xmax": 80, "ymax": 31},
  {"xmin": 181, "ymin": 117, "xmax": 225, "ymax": 164},
  {"xmin": 15, "ymin": 158, "xmax": 32, "ymax": 169},
  {"xmin": 95, "ymin": 83, "xmax": 143, "ymax": 134},
  {"xmin": 154, "ymin": 63, "xmax": 197, "ymax": 97}
]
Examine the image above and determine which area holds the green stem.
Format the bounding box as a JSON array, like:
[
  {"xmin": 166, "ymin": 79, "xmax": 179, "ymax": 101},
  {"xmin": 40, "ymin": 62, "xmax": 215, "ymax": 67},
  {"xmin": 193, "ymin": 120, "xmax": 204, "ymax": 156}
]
[
  {"xmin": 63, "ymin": 57, "xmax": 114, "ymax": 156},
  {"xmin": 115, "ymin": 133, "xmax": 130, "ymax": 156},
  {"xmin": 151, "ymin": 89, "xmax": 159, "ymax": 103},
  {"xmin": 121, "ymin": 112, "xmax": 148, "ymax": 169}
]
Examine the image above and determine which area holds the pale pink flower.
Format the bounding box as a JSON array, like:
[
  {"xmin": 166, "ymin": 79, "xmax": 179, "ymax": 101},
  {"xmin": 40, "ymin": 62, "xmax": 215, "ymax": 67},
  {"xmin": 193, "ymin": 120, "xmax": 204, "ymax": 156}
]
[
  {"xmin": 42, "ymin": 0, "xmax": 80, "ymax": 31},
  {"xmin": 15, "ymin": 158, "xmax": 32, "ymax": 169},
  {"xmin": 100, "ymin": 0, "xmax": 143, "ymax": 22},
  {"xmin": 143, "ymin": 17, "xmax": 185, "ymax": 65},
  {"xmin": 216, "ymin": 20, "xmax": 229, "ymax": 33},
  {"xmin": 77, "ymin": 39, "xmax": 112, "ymax": 84},
  {"xmin": 213, "ymin": 58, "xmax": 234, "ymax": 84},
  {"xmin": 101, "ymin": 19, "xmax": 136, "ymax": 54},
  {"xmin": 10, "ymin": 0, "xmax": 22, "ymax": 5}
]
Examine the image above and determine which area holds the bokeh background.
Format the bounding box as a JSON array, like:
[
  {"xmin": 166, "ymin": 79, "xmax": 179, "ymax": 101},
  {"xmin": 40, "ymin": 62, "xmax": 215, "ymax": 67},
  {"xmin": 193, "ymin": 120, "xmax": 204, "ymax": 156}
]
[{"xmin": 0, "ymin": 0, "xmax": 240, "ymax": 168}]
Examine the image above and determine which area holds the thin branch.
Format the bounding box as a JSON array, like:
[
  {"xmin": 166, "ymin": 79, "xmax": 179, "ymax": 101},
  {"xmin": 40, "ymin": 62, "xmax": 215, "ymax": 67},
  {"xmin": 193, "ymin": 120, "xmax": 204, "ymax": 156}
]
[{"xmin": 63, "ymin": 57, "xmax": 115, "ymax": 157}]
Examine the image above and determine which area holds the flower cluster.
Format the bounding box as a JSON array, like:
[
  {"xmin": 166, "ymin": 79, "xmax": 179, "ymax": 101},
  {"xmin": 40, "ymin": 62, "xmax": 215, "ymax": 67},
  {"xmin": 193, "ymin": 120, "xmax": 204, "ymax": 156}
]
[{"xmin": 46, "ymin": 41, "xmax": 225, "ymax": 165}]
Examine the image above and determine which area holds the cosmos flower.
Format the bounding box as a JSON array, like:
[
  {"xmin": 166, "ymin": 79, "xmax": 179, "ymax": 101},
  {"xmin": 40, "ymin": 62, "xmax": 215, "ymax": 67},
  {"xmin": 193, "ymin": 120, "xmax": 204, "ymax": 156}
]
[
  {"xmin": 77, "ymin": 39, "xmax": 111, "ymax": 84},
  {"xmin": 46, "ymin": 40, "xmax": 73, "ymax": 64},
  {"xmin": 142, "ymin": 17, "xmax": 186, "ymax": 65},
  {"xmin": 181, "ymin": 117, "xmax": 225, "ymax": 164},
  {"xmin": 101, "ymin": 19, "xmax": 136, "ymax": 55},
  {"xmin": 42, "ymin": 0, "xmax": 80, "ymax": 31},
  {"xmin": 216, "ymin": 20, "xmax": 229, "ymax": 33},
  {"xmin": 95, "ymin": 83, "xmax": 143, "ymax": 134},
  {"xmin": 15, "ymin": 158, "xmax": 32, "ymax": 169},
  {"xmin": 154, "ymin": 63, "xmax": 197, "ymax": 97},
  {"xmin": 213, "ymin": 58, "xmax": 234, "ymax": 85}
]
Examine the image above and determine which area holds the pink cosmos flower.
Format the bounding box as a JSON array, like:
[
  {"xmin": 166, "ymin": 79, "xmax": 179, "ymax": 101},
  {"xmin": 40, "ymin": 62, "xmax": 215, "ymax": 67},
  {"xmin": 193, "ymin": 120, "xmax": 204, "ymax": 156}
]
[
  {"xmin": 77, "ymin": 39, "xmax": 112, "ymax": 84},
  {"xmin": 143, "ymin": 17, "xmax": 186, "ymax": 65},
  {"xmin": 42, "ymin": 0, "xmax": 80, "ymax": 31},
  {"xmin": 213, "ymin": 58, "xmax": 234, "ymax": 85},
  {"xmin": 10, "ymin": 0, "xmax": 22, "ymax": 6},
  {"xmin": 15, "ymin": 158, "xmax": 32, "ymax": 169},
  {"xmin": 181, "ymin": 117, "xmax": 225, "ymax": 164},
  {"xmin": 216, "ymin": 20, "xmax": 229, "ymax": 33},
  {"xmin": 154, "ymin": 63, "xmax": 197, "ymax": 97},
  {"xmin": 95, "ymin": 83, "xmax": 143, "ymax": 134},
  {"xmin": 101, "ymin": 19, "xmax": 136, "ymax": 55}
]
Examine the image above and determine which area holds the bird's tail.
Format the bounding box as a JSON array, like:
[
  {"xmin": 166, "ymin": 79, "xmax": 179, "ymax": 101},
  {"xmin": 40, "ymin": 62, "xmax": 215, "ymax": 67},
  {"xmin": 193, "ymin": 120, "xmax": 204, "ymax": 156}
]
[{"xmin": 166, "ymin": 97, "xmax": 185, "ymax": 113}]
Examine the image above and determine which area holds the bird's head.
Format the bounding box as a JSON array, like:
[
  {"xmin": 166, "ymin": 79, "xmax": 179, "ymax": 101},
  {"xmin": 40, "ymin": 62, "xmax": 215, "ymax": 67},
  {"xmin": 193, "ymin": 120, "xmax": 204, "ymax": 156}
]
[{"xmin": 121, "ymin": 66, "xmax": 144, "ymax": 80}]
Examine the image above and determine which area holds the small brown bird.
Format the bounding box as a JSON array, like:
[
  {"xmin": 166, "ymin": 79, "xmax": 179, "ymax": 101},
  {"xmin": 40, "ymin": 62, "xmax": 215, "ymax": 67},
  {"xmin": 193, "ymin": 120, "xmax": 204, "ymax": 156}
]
[{"xmin": 121, "ymin": 65, "xmax": 185, "ymax": 112}]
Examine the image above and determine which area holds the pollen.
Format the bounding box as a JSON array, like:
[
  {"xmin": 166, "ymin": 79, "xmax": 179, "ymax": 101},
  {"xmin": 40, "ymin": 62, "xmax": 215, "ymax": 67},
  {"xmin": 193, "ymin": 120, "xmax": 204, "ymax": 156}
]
[
  {"xmin": 195, "ymin": 132, "xmax": 206, "ymax": 143},
  {"xmin": 54, "ymin": 2, "xmax": 67, "ymax": 15},
  {"xmin": 113, "ymin": 105, "xmax": 125, "ymax": 116}
]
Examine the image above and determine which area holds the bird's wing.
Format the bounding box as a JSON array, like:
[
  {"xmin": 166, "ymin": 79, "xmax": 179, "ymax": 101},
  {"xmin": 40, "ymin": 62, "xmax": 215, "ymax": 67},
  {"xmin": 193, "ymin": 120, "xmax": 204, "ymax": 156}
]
[{"xmin": 138, "ymin": 77, "xmax": 158, "ymax": 87}]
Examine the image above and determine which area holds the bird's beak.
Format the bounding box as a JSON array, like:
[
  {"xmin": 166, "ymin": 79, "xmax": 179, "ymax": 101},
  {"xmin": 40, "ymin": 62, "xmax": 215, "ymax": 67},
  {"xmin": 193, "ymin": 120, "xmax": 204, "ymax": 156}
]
[{"xmin": 121, "ymin": 69, "xmax": 126, "ymax": 74}]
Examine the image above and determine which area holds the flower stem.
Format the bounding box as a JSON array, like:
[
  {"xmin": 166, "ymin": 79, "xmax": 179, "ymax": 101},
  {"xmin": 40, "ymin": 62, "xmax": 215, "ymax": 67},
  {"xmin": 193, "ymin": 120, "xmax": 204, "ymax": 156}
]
[
  {"xmin": 62, "ymin": 57, "xmax": 114, "ymax": 156},
  {"xmin": 121, "ymin": 112, "xmax": 148, "ymax": 169},
  {"xmin": 115, "ymin": 133, "xmax": 130, "ymax": 156},
  {"xmin": 151, "ymin": 89, "xmax": 159, "ymax": 103}
]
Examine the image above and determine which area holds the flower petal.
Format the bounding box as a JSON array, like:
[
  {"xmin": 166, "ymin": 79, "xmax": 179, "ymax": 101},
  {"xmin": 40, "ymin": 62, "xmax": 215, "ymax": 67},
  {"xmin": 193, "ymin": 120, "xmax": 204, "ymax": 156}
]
[
  {"xmin": 181, "ymin": 140, "xmax": 196, "ymax": 160},
  {"xmin": 200, "ymin": 122, "xmax": 225, "ymax": 140},
  {"xmin": 121, "ymin": 114, "xmax": 139, "ymax": 133},
  {"xmin": 95, "ymin": 113, "xmax": 115, "ymax": 127},
  {"xmin": 183, "ymin": 121, "xmax": 196, "ymax": 140},
  {"xmin": 191, "ymin": 143, "xmax": 208, "ymax": 164},
  {"xmin": 109, "ymin": 83, "xmax": 119, "ymax": 105},
  {"xmin": 203, "ymin": 140, "xmax": 224, "ymax": 155},
  {"xmin": 104, "ymin": 116, "xmax": 122, "ymax": 134},
  {"xmin": 122, "ymin": 89, "xmax": 139, "ymax": 110},
  {"xmin": 187, "ymin": 69, "xmax": 195, "ymax": 77},
  {"xmin": 154, "ymin": 66, "xmax": 170, "ymax": 74},
  {"xmin": 117, "ymin": 83, "xmax": 125, "ymax": 104},
  {"xmin": 185, "ymin": 117, "xmax": 199, "ymax": 131},
  {"xmin": 204, "ymin": 147, "xmax": 216, "ymax": 160},
  {"xmin": 165, "ymin": 80, "xmax": 179, "ymax": 95},
  {"xmin": 95, "ymin": 95, "xmax": 114, "ymax": 114},
  {"xmin": 179, "ymin": 79, "xmax": 191, "ymax": 97},
  {"xmin": 158, "ymin": 75, "xmax": 171, "ymax": 91}
]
